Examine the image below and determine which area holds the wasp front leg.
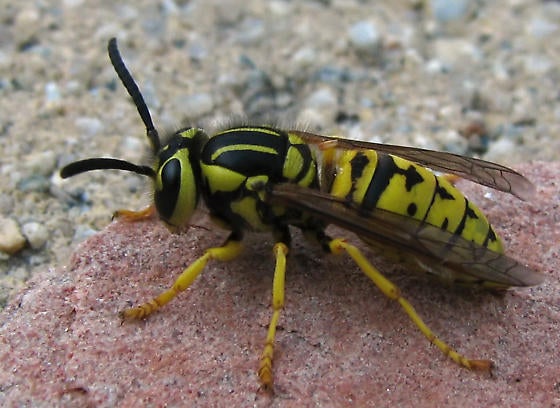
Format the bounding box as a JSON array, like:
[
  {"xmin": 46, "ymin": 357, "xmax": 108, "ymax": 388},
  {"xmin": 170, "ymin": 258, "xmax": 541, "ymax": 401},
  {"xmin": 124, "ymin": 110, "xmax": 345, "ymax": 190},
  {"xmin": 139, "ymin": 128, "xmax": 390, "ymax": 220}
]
[
  {"xmin": 113, "ymin": 205, "xmax": 156, "ymax": 222},
  {"xmin": 120, "ymin": 232, "xmax": 244, "ymax": 320}
]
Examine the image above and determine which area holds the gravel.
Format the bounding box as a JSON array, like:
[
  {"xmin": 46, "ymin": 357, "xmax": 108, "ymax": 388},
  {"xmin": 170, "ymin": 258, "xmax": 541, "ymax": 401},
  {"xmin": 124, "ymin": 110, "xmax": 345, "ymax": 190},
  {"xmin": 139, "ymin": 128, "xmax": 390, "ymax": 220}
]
[{"xmin": 1, "ymin": 0, "xmax": 559, "ymax": 309}]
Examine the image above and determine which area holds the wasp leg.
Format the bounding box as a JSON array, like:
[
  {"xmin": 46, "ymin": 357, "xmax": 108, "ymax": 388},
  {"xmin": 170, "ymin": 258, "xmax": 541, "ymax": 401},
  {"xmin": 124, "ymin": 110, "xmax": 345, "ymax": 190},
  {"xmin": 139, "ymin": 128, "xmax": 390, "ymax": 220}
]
[
  {"xmin": 327, "ymin": 237, "xmax": 493, "ymax": 371},
  {"xmin": 120, "ymin": 232, "xmax": 244, "ymax": 320},
  {"xmin": 258, "ymin": 240, "xmax": 289, "ymax": 390},
  {"xmin": 113, "ymin": 205, "xmax": 156, "ymax": 222},
  {"xmin": 442, "ymin": 173, "xmax": 460, "ymax": 185}
]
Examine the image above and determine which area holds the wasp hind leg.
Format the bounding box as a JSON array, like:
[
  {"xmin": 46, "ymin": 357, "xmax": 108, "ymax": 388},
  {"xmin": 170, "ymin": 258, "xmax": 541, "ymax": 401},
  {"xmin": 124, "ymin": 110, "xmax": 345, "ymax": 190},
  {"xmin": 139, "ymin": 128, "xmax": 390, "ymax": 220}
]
[
  {"xmin": 258, "ymin": 228, "xmax": 291, "ymax": 391},
  {"xmin": 120, "ymin": 231, "xmax": 244, "ymax": 320},
  {"xmin": 323, "ymin": 235, "xmax": 493, "ymax": 372}
]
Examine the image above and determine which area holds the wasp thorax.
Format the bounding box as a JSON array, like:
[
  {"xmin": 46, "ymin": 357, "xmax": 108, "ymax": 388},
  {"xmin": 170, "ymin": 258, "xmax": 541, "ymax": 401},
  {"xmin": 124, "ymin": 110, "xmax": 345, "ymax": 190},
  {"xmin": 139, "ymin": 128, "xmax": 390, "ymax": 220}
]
[{"xmin": 153, "ymin": 128, "xmax": 207, "ymax": 227}]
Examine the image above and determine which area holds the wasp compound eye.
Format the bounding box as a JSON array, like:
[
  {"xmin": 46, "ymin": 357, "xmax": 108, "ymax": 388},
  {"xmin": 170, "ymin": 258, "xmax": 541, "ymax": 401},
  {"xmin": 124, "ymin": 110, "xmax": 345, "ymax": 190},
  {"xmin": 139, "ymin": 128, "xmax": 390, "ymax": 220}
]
[{"xmin": 155, "ymin": 158, "xmax": 181, "ymax": 222}]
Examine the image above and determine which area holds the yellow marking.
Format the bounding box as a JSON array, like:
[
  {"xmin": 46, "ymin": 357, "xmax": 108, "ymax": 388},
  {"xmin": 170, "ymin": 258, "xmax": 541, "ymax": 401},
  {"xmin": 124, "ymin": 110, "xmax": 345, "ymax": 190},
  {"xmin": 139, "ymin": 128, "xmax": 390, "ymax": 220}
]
[
  {"xmin": 258, "ymin": 242, "xmax": 288, "ymax": 390},
  {"xmin": 230, "ymin": 196, "xmax": 270, "ymax": 231},
  {"xmin": 283, "ymin": 145, "xmax": 304, "ymax": 180},
  {"xmin": 211, "ymin": 144, "xmax": 278, "ymax": 162},
  {"xmin": 120, "ymin": 239, "xmax": 244, "ymax": 320},
  {"xmin": 200, "ymin": 163, "xmax": 246, "ymax": 194},
  {"xmin": 218, "ymin": 127, "xmax": 281, "ymax": 137},
  {"xmin": 287, "ymin": 133, "xmax": 306, "ymax": 145},
  {"xmin": 328, "ymin": 238, "xmax": 493, "ymax": 372},
  {"xmin": 330, "ymin": 150, "xmax": 357, "ymax": 198}
]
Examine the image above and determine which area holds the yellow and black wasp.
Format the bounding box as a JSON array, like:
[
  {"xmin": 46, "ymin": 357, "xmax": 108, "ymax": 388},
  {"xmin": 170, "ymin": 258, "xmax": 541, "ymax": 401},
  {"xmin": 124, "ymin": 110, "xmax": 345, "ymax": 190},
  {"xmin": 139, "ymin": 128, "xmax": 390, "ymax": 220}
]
[{"xmin": 61, "ymin": 38, "xmax": 543, "ymax": 389}]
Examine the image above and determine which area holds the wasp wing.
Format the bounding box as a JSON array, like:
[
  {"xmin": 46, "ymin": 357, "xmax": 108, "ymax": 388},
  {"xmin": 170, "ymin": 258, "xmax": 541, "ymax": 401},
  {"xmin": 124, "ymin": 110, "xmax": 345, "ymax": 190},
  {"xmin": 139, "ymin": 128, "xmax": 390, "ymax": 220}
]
[
  {"xmin": 291, "ymin": 130, "xmax": 535, "ymax": 201},
  {"xmin": 268, "ymin": 183, "xmax": 543, "ymax": 287}
]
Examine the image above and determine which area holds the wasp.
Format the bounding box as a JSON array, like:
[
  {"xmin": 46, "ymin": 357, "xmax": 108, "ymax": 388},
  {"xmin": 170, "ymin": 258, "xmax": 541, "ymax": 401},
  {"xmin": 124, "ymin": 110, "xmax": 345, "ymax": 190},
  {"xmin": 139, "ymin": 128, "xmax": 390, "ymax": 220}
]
[{"xmin": 61, "ymin": 38, "xmax": 543, "ymax": 389}]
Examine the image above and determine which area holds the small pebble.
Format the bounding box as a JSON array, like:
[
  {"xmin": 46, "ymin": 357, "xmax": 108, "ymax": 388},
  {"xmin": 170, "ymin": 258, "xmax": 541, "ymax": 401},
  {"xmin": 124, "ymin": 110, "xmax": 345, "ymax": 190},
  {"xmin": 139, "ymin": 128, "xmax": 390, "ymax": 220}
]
[
  {"xmin": 13, "ymin": 7, "xmax": 40, "ymax": 47},
  {"xmin": 21, "ymin": 222, "xmax": 49, "ymax": 250},
  {"xmin": 44, "ymin": 82, "xmax": 62, "ymax": 108},
  {"xmin": 305, "ymin": 87, "xmax": 338, "ymax": 110},
  {"xmin": 0, "ymin": 217, "xmax": 26, "ymax": 255},
  {"xmin": 22, "ymin": 150, "xmax": 57, "ymax": 178},
  {"xmin": 527, "ymin": 17, "xmax": 558, "ymax": 38},
  {"xmin": 74, "ymin": 117, "xmax": 105, "ymax": 137},
  {"xmin": 430, "ymin": 0, "xmax": 473, "ymax": 23},
  {"xmin": 348, "ymin": 21, "xmax": 382, "ymax": 57}
]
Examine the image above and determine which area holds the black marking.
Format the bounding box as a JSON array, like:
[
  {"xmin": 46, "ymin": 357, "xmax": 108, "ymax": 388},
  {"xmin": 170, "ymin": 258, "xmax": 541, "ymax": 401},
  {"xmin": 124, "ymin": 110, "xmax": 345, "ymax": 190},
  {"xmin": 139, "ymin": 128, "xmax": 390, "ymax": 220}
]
[
  {"xmin": 436, "ymin": 185, "xmax": 455, "ymax": 200},
  {"xmin": 441, "ymin": 218, "xmax": 449, "ymax": 230},
  {"xmin": 407, "ymin": 202, "xmax": 417, "ymax": 217},
  {"xmin": 361, "ymin": 154, "xmax": 397, "ymax": 210},
  {"xmin": 350, "ymin": 152, "xmax": 370, "ymax": 181},
  {"xmin": 403, "ymin": 165, "xmax": 424, "ymax": 191},
  {"xmin": 344, "ymin": 152, "xmax": 370, "ymax": 202},
  {"xmin": 466, "ymin": 203, "xmax": 479, "ymax": 220},
  {"xmin": 485, "ymin": 227, "xmax": 498, "ymax": 246},
  {"xmin": 420, "ymin": 173, "xmax": 440, "ymax": 226},
  {"xmin": 452, "ymin": 197, "xmax": 479, "ymax": 239}
]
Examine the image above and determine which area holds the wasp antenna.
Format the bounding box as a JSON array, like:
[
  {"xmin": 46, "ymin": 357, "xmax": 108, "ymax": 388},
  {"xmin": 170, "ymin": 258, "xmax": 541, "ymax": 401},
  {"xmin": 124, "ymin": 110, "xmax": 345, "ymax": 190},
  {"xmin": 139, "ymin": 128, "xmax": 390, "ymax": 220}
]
[
  {"xmin": 60, "ymin": 158, "xmax": 156, "ymax": 179},
  {"xmin": 107, "ymin": 38, "xmax": 161, "ymax": 153}
]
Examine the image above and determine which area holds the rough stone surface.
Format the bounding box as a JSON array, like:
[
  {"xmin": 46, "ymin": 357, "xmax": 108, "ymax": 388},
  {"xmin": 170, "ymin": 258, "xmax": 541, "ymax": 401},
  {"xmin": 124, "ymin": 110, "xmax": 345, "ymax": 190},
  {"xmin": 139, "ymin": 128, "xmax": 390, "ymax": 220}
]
[
  {"xmin": 1, "ymin": 162, "xmax": 558, "ymax": 407},
  {"xmin": 2, "ymin": 0, "xmax": 560, "ymax": 318}
]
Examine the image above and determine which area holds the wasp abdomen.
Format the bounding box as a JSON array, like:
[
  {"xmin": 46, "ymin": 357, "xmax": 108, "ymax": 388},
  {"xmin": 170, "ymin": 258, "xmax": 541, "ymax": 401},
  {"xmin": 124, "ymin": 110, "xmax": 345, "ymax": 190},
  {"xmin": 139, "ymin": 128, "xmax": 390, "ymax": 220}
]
[{"xmin": 328, "ymin": 149, "xmax": 503, "ymax": 253}]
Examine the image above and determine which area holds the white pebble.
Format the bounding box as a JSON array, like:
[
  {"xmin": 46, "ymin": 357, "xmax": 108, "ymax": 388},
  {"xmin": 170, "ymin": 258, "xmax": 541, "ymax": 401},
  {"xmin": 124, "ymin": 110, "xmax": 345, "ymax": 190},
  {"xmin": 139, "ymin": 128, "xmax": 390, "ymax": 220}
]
[
  {"xmin": 348, "ymin": 21, "xmax": 381, "ymax": 52},
  {"xmin": 44, "ymin": 82, "xmax": 61, "ymax": 104},
  {"xmin": 22, "ymin": 222, "xmax": 49, "ymax": 250}
]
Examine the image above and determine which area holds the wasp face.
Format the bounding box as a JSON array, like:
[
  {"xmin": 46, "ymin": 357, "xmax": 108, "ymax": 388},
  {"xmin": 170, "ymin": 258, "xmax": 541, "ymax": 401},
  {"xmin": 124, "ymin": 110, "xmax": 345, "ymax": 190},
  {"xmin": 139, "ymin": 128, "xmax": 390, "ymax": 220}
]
[{"xmin": 154, "ymin": 128, "xmax": 208, "ymax": 228}]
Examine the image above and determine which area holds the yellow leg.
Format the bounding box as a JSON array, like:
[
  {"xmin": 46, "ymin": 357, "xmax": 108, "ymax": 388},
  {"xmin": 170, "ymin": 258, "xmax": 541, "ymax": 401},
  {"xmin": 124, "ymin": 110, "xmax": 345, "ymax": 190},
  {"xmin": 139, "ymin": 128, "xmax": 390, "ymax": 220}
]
[
  {"xmin": 258, "ymin": 242, "xmax": 288, "ymax": 390},
  {"xmin": 329, "ymin": 238, "xmax": 493, "ymax": 371},
  {"xmin": 114, "ymin": 205, "xmax": 156, "ymax": 222},
  {"xmin": 120, "ymin": 238, "xmax": 244, "ymax": 320}
]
